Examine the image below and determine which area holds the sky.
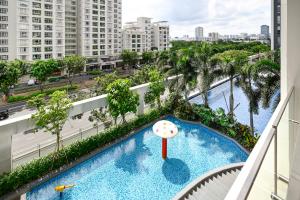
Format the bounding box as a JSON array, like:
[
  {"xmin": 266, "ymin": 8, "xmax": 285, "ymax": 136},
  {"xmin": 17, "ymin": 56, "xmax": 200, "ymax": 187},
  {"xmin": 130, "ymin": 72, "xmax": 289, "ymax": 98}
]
[{"xmin": 122, "ymin": 0, "xmax": 271, "ymax": 38}]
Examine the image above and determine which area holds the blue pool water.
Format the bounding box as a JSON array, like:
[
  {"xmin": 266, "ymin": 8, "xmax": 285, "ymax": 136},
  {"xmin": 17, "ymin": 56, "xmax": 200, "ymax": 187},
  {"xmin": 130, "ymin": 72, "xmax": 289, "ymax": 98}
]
[
  {"xmin": 190, "ymin": 79, "xmax": 279, "ymax": 134},
  {"xmin": 27, "ymin": 116, "xmax": 248, "ymax": 200}
]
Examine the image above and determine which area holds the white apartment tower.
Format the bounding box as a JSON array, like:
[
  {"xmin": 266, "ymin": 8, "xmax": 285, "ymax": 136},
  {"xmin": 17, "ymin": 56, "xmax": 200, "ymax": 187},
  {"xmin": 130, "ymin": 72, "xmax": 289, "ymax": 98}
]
[
  {"xmin": 208, "ymin": 32, "xmax": 219, "ymax": 42},
  {"xmin": 152, "ymin": 21, "xmax": 169, "ymax": 51},
  {"xmin": 0, "ymin": 0, "xmax": 10, "ymax": 60},
  {"xmin": 122, "ymin": 23, "xmax": 146, "ymax": 52},
  {"xmin": 65, "ymin": 0, "xmax": 78, "ymax": 55},
  {"xmin": 195, "ymin": 26, "xmax": 204, "ymax": 41},
  {"xmin": 78, "ymin": 0, "xmax": 122, "ymax": 58},
  {"xmin": 136, "ymin": 17, "xmax": 152, "ymax": 51},
  {"xmin": 2, "ymin": 0, "xmax": 65, "ymax": 61},
  {"xmin": 0, "ymin": 0, "xmax": 122, "ymax": 61},
  {"xmin": 122, "ymin": 18, "xmax": 170, "ymax": 52}
]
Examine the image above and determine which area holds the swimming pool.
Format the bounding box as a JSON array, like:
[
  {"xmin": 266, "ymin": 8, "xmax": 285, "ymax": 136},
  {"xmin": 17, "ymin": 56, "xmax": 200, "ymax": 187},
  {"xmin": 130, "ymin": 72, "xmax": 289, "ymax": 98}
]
[
  {"xmin": 190, "ymin": 79, "xmax": 279, "ymax": 134},
  {"xmin": 27, "ymin": 116, "xmax": 248, "ymax": 200}
]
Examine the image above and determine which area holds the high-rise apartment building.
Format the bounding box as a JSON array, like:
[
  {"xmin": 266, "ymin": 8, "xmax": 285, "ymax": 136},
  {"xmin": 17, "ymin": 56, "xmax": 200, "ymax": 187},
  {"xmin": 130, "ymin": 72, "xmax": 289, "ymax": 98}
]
[
  {"xmin": 136, "ymin": 17, "xmax": 152, "ymax": 51},
  {"xmin": 122, "ymin": 23, "xmax": 147, "ymax": 53},
  {"xmin": 260, "ymin": 25, "xmax": 270, "ymax": 38},
  {"xmin": 272, "ymin": 0, "xmax": 281, "ymax": 49},
  {"xmin": 65, "ymin": 0, "xmax": 78, "ymax": 56},
  {"xmin": 0, "ymin": 0, "xmax": 9, "ymax": 60},
  {"xmin": 122, "ymin": 18, "xmax": 169, "ymax": 52},
  {"xmin": 2, "ymin": 0, "xmax": 65, "ymax": 61},
  {"xmin": 195, "ymin": 27, "xmax": 204, "ymax": 41},
  {"xmin": 208, "ymin": 32, "xmax": 219, "ymax": 42},
  {"xmin": 152, "ymin": 21, "xmax": 169, "ymax": 51},
  {"xmin": 78, "ymin": 0, "xmax": 122, "ymax": 58},
  {"xmin": 0, "ymin": 0, "xmax": 122, "ymax": 61}
]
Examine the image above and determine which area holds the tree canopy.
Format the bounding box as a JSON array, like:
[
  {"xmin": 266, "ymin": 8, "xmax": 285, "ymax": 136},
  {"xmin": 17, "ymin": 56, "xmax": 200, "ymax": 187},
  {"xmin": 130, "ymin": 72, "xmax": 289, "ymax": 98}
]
[
  {"xmin": 31, "ymin": 59, "xmax": 59, "ymax": 91},
  {"xmin": 106, "ymin": 79, "xmax": 139, "ymax": 123},
  {"xmin": 31, "ymin": 91, "xmax": 72, "ymax": 151},
  {"xmin": 0, "ymin": 61, "xmax": 21, "ymax": 98}
]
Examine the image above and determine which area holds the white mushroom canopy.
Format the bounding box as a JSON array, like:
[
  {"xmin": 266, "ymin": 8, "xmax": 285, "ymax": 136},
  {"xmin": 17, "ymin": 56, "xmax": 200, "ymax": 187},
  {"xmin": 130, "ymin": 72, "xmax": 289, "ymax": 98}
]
[{"xmin": 153, "ymin": 120, "xmax": 178, "ymax": 139}]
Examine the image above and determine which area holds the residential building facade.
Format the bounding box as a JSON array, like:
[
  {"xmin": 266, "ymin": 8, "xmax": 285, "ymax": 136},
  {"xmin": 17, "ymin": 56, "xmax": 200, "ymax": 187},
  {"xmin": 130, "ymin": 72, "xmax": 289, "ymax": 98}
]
[
  {"xmin": 208, "ymin": 32, "xmax": 219, "ymax": 41},
  {"xmin": 122, "ymin": 18, "xmax": 169, "ymax": 52},
  {"xmin": 260, "ymin": 25, "xmax": 270, "ymax": 38},
  {"xmin": 122, "ymin": 23, "xmax": 147, "ymax": 53},
  {"xmin": 272, "ymin": 0, "xmax": 281, "ymax": 49},
  {"xmin": 0, "ymin": 0, "xmax": 9, "ymax": 60},
  {"xmin": 151, "ymin": 21, "xmax": 169, "ymax": 51},
  {"xmin": 0, "ymin": 0, "xmax": 122, "ymax": 61},
  {"xmin": 195, "ymin": 26, "xmax": 204, "ymax": 41}
]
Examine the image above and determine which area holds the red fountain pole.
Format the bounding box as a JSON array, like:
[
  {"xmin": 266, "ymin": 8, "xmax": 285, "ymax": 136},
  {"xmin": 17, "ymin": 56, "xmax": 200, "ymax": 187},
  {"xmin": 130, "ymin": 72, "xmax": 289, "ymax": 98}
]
[{"xmin": 162, "ymin": 138, "xmax": 167, "ymax": 159}]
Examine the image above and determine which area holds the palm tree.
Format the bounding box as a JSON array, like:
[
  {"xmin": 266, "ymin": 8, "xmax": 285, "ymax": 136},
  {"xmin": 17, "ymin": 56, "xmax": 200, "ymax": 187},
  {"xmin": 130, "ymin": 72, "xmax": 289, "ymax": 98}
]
[
  {"xmin": 214, "ymin": 50, "xmax": 249, "ymax": 119},
  {"xmin": 173, "ymin": 48, "xmax": 198, "ymax": 100},
  {"xmin": 164, "ymin": 48, "xmax": 198, "ymax": 100},
  {"xmin": 194, "ymin": 43, "xmax": 223, "ymax": 107},
  {"xmin": 254, "ymin": 59, "xmax": 280, "ymax": 109},
  {"xmin": 236, "ymin": 64, "xmax": 261, "ymax": 135}
]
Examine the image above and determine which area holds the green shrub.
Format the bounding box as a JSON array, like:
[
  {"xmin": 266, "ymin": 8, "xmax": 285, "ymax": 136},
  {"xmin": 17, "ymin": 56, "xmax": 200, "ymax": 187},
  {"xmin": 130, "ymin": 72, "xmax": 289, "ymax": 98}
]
[
  {"xmin": 87, "ymin": 70, "xmax": 103, "ymax": 76},
  {"xmin": 192, "ymin": 104, "xmax": 258, "ymax": 150},
  {"xmin": 0, "ymin": 108, "xmax": 167, "ymax": 197},
  {"xmin": 8, "ymin": 85, "xmax": 78, "ymax": 103}
]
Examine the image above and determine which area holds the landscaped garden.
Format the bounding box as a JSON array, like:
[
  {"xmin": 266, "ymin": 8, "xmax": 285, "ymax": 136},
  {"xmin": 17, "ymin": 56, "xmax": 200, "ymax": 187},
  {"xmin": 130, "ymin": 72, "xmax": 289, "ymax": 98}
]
[{"xmin": 0, "ymin": 41, "xmax": 280, "ymax": 199}]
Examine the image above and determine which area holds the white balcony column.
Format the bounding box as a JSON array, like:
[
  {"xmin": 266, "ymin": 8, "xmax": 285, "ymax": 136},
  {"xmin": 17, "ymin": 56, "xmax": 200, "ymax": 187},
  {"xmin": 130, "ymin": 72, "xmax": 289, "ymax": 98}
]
[{"xmin": 281, "ymin": 0, "xmax": 300, "ymax": 199}]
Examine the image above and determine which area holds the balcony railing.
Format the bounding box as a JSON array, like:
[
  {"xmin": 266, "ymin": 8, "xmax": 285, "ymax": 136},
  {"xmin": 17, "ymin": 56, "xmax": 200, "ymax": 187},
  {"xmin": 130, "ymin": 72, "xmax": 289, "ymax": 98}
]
[{"xmin": 225, "ymin": 87, "xmax": 295, "ymax": 200}]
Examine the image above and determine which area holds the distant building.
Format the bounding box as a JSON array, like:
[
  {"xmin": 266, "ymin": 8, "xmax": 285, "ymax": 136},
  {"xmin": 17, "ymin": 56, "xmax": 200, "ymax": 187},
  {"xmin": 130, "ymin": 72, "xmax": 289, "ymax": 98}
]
[
  {"xmin": 272, "ymin": 0, "xmax": 281, "ymax": 49},
  {"xmin": 208, "ymin": 32, "xmax": 219, "ymax": 41},
  {"xmin": 152, "ymin": 21, "xmax": 170, "ymax": 51},
  {"xmin": 195, "ymin": 27, "xmax": 204, "ymax": 41},
  {"xmin": 239, "ymin": 33, "xmax": 249, "ymax": 40},
  {"xmin": 122, "ymin": 24, "xmax": 147, "ymax": 53},
  {"xmin": 261, "ymin": 25, "xmax": 270, "ymax": 38},
  {"xmin": 122, "ymin": 18, "xmax": 170, "ymax": 52}
]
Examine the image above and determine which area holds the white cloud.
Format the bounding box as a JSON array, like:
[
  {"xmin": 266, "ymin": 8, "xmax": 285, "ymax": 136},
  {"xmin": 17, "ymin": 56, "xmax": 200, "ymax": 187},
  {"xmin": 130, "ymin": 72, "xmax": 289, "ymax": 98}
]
[{"xmin": 122, "ymin": 0, "xmax": 271, "ymax": 37}]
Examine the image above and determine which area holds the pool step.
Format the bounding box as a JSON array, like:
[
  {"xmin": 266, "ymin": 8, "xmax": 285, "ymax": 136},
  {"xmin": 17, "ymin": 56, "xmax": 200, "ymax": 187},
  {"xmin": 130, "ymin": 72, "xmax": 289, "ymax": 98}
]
[{"xmin": 173, "ymin": 163, "xmax": 244, "ymax": 200}]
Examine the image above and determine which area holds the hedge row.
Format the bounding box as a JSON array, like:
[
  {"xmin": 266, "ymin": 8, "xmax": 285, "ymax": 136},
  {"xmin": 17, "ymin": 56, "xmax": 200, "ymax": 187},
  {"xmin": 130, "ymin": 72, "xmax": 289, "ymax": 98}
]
[
  {"xmin": 0, "ymin": 108, "xmax": 168, "ymax": 197},
  {"xmin": 8, "ymin": 85, "xmax": 79, "ymax": 103}
]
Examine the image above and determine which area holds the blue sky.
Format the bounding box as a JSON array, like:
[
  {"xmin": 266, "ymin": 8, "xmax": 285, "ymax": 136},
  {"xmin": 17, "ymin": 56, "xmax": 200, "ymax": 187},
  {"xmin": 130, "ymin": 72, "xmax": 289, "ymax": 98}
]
[{"xmin": 123, "ymin": 0, "xmax": 271, "ymax": 38}]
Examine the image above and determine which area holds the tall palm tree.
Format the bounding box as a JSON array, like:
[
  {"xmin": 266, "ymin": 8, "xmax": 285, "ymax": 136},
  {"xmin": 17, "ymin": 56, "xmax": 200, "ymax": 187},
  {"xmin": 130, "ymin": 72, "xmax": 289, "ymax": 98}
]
[
  {"xmin": 214, "ymin": 50, "xmax": 249, "ymax": 119},
  {"xmin": 236, "ymin": 64, "xmax": 261, "ymax": 135},
  {"xmin": 165, "ymin": 48, "xmax": 198, "ymax": 101},
  {"xmin": 194, "ymin": 43, "xmax": 223, "ymax": 107},
  {"xmin": 254, "ymin": 59, "xmax": 280, "ymax": 109},
  {"xmin": 177, "ymin": 48, "xmax": 199, "ymax": 100}
]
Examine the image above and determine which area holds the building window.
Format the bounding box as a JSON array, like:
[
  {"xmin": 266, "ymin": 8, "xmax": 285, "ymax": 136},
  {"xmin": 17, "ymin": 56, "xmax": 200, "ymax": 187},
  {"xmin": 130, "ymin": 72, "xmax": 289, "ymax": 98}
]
[
  {"xmin": 45, "ymin": 54, "xmax": 53, "ymax": 59},
  {"xmin": 0, "ymin": 16, "xmax": 8, "ymax": 21},
  {"xmin": 0, "ymin": 8, "xmax": 8, "ymax": 14},
  {"xmin": 0, "ymin": 0, "xmax": 8, "ymax": 6},
  {"xmin": 0, "ymin": 24, "xmax": 7, "ymax": 29},
  {"xmin": 0, "ymin": 55, "xmax": 8, "ymax": 60},
  {"xmin": 20, "ymin": 32, "xmax": 28, "ymax": 38},
  {"xmin": 0, "ymin": 47, "xmax": 8, "ymax": 52},
  {"xmin": 33, "ymin": 54, "xmax": 42, "ymax": 60}
]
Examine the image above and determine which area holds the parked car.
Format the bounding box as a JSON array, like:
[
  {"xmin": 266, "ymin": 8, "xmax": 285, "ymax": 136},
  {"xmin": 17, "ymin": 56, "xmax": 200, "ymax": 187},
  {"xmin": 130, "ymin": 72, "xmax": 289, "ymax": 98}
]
[
  {"xmin": 27, "ymin": 79, "xmax": 36, "ymax": 86},
  {"xmin": 0, "ymin": 109, "xmax": 9, "ymax": 121}
]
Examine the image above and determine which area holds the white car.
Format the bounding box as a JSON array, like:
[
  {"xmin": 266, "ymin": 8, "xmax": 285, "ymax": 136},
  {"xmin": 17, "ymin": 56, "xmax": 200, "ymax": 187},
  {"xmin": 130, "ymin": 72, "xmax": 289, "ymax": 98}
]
[{"xmin": 27, "ymin": 79, "xmax": 36, "ymax": 86}]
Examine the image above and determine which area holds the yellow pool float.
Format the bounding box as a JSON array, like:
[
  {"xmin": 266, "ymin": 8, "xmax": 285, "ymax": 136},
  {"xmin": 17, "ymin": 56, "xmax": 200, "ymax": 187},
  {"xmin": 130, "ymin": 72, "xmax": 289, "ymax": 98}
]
[{"xmin": 55, "ymin": 185, "xmax": 75, "ymax": 192}]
